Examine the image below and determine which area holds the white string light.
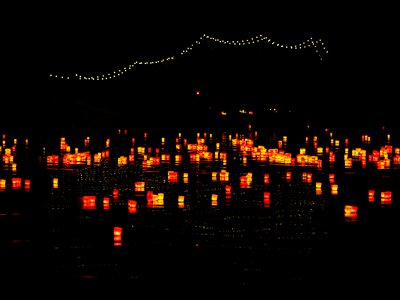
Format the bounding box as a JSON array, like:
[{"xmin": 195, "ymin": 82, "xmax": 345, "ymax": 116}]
[{"xmin": 49, "ymin": 33, "xmax": 328, "ymax": 81}]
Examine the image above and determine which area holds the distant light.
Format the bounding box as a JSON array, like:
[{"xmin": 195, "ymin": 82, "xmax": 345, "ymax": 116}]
[{"xmin": 196, "ymin": 91, "xmax": 200, "ymax": 96}]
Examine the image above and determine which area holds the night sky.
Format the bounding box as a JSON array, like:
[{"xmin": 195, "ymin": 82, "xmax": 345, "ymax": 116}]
[{"xmin": 2, "ymin": 5, "xmax": 398, "ymax": 132}]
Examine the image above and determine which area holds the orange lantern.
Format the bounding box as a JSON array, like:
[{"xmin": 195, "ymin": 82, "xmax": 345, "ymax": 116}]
[
  {"xmin": 103, "ymin": 196, "xmax": 110, "ymax": 210},
  {"xmin": 368, "ymin": 190, "xmax": 375, "ymax": 203},
  {"xmin": 128, "ymin": 200, "xmax": 137, "ymax": 213},
  {"xmin": 113, "ymin": 226, "xmax": 123, "ymax": 246},
  {"xmin": 344, "ymin": 205, "xmax": 358, "ymax": 222},
  {"xmin": 381, "ymin": 191, "xmax": 392, "ymax": 205}
]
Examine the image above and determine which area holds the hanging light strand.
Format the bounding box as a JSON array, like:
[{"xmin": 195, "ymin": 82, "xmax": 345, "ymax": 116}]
[{"xmin": 49, "ymin": 33, "xmax": 327, "ymax": 81}]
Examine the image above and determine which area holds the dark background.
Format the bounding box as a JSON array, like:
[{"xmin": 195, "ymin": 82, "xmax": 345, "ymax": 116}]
[{"xmin": 2, "ymin": 4, "xmax": 398, "ymax": 132}]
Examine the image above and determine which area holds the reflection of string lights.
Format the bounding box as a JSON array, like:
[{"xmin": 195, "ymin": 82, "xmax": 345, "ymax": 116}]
[{"xmin": 49, "ymin": 33, "xmax": 328, "ymax": 81}]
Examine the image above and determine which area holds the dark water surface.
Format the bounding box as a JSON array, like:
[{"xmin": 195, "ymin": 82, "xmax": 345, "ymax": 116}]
[{"xmin": 1, "ymin": 125, "xmax": 399, "ymax": 295}]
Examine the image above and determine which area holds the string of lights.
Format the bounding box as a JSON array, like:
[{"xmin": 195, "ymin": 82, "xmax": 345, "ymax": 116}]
[{"xmin": 49, "ymin": 33, "xmax": 328, "ymax": 81}]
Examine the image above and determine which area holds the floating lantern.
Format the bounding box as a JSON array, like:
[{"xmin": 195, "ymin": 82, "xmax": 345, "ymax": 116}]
[
  {"xmin": 329, "ymin": 174, "xmax": 335, "ymax": 184},
  {"xmin": 286, "ymin": 171, "xmax": 292, "ymax": 182},
  {"xmin": 113, "ymin": 226, "xmax": 123, "ymax": 246},
  {"xmin": 178, "ymin": 195, "xmax": 185, "ymax": 209},
  {"xmin": 155, "ymin": 193, "xmax": 164, "ymax": 207},
  {"xmin": 103, "ymin": 196, "xmax": 110, "ymax": 210},
  {"xmin": 53, "ymin": 178, "xmax": 59, "ymax": 189},
  {"xmin": 331, "ymin": 184, "xmax": 339, "ymax": 195},
  {"xmin": 112, "ymin": 188, "xmax": 119, "ymax": 200},
  {"xmin": 381, "ymin": 191, "xmax": 392, "ymax": 205},
  {"xmin": 82, "ymin": 195, "xmax": 96, "ymax": 210},
  {"xmin": 344, "ymin": 205, "xmax": 358, "ymax": 222},
  {"xmin": 0, "ymin": 179, "xmax": 6, "ymax": 190},
  {"xmin": 24, "ymin": 179, "xmax": 31, "ymax": 191},
  {"xmin": 264, "ymin": 174, "xmax": 270, "ymax": 184},
  {"xmin": 368, "ymin": 190, "xmax": 375, "ymax": 203},
  {"xmin": 183, "ymin": 172, "xmax": 189, "ymax": 183},
  {"xmin": 12, "ymin": 177, "xmax": 22, "ymax": 189},
  {"xmin": 263, "ymin": 192, "xmax": 271, "ymax": 208},
  {"xmin": 211, "ymin": 194, "xmax": 218, "ymax": 206},
  {"xmin": 134, "ymin": 181, "xmax": 145, "ymax": 192},
  {"xmin": 128, "ymin": 200, "xmax": 137, "ymax": 213},
  {"xmin": 168, "ymin": 171, "xmax": 178, "ymax": 183}
]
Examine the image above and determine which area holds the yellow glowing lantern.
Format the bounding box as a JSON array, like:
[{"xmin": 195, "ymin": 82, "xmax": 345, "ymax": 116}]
[
  {"xmin": 0, "ymin": 179, "xmax": 6, "ymax": 190},
  {"xmin": 381, "ymin": 191, "xmax": 392, "ymax": 205},
  {"xmin": 344, "ymin": 205, "xmax": 358, "ymax": 222},
  {"xmin": 178, "ymin": 195, "xmax": 185, "ymax": 208},
  {"xmin": 220, "ymin": 170, "xmax": 229, "ymax": 182},
  {"xmin": 316, "ymin": 182, "xmax": 322, "ymax": 190},
  {"xmin": 211, "ymin": 194, "xmax": 218, "ymax": 206},
  {"xmin": 212, "ymin": 172, "xmax": 218, "ymax": 181},
  {"xmin": 183, "ymin": 172, "xmax": 189, "ymax": 183},
  {"xmin": 113, "ymin": 226, "xmax": 123, "ymax": 246},
  {"xmin": 156, "ymin": 193, "xmax": 164, "ymax": 207},
  {"xmin": 53, "ymin": 178, "xmax": 59, "ymax": 189},
  {"xmin": 135, "ymin": 181, "xmax": 145, "ymax": 192},
  {"xmin": 331, "ymin": 184, "xmax": 339, "ymax": 195}
]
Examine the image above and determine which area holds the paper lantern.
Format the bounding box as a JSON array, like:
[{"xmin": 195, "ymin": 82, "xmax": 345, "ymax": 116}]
[
  {"xmin": 103, "ymin": 196, "xmax": 110, "ymax": 210},
  {"xmin": 112, "ymin": 188, "xmax": 119, "ymax": 200},
  {"xmin": 82, "ymin": 195, "xmax": 96, "ymax": 210},
  {"xmin": 329, "ymin": 174, "xmax": 335, "ymax": 184},
  {"xmin": 12, "ymin": 177, "xmax": 22, "ymax": 189},
  {"xmin": 24, "ymin": 179, "xmax": 31, "ymax": 191},
  {"xmin": 381, "ymin": 191, "xmax": 392, "ymax": 205},
  {"xmin": 344, "ymin": 205, "xmax": 358, "ymax": 222},
  {"xmin": 264, "ymin": 174, "xmax": 270, "ymax": 184},
  {"xmin": 134, "ymin": 181, "xmax": 145, "ymax": 192},
  {"xmin": 331, "ymin": 184, "xmax": 339, "ymax": 195},
  {"xmin": 263, "ymin": 192, "xmax": 271, "ymax": 208},
  {"xmin": 0, "ymin": 179, "xmax": 6, "ymax": 190},
  {"xmin": 113, "ymin": 227, "xmax": 123, "ymax": 246},
  {"xmin": 128, "ymin": 200, "xmax": 137, "ymax": 213},
  {"xmin": 368, "ymin": 190, "xmax": 375, "ymax": 203}
]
